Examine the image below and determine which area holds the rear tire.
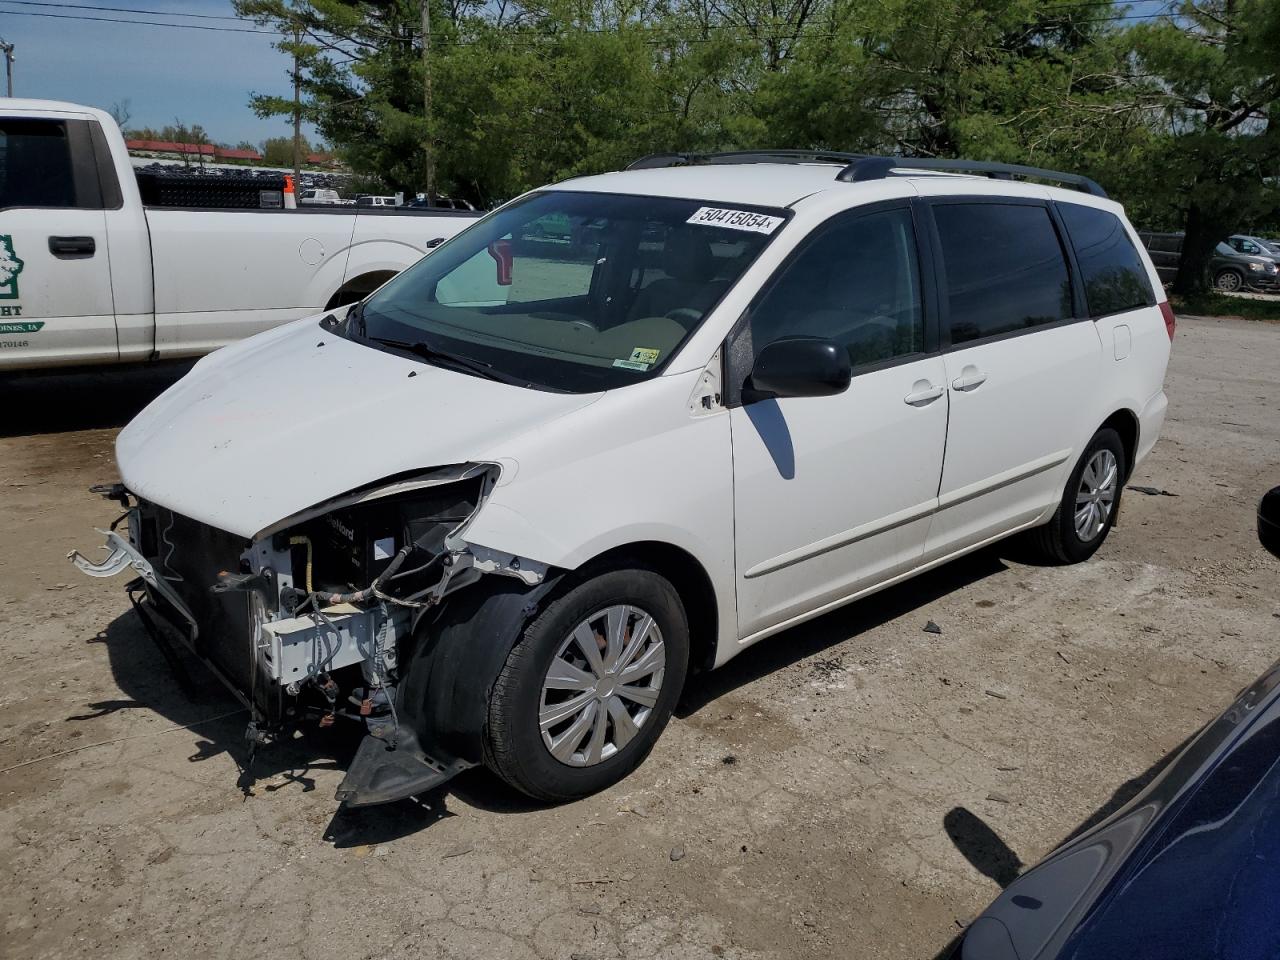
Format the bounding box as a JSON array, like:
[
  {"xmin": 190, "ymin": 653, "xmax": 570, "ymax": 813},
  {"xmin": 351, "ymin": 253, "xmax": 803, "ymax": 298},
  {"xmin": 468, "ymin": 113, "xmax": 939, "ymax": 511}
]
[
  {"xmin": 484, "ymin": 567, "xmax": 689, "ymax": 802},
  {"xmin": 1026, "ymin": 428, "xmax": 1126, "ymax": 565}
]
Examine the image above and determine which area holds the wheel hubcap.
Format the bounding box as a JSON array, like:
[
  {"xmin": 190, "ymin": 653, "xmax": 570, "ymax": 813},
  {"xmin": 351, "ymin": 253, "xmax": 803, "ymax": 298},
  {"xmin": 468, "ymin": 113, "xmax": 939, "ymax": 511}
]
[
  {"xmin": 1074, "ymin": 448, "xmax": 1118, "ymax": 543},
  {"xmin": 539, "ymin": 604, "xmax": 666, "ymax": 767},
  {"xmin": 1217, "ymin": 272, "xmax": 1241, "ymax": 291}
]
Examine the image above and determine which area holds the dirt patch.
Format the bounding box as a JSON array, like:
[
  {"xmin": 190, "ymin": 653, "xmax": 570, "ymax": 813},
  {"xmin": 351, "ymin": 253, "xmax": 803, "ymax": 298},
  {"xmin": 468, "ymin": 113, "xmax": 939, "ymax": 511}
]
[{"xmin": 1, "ymin": 318, "xmax": 1277, "ymax": 960}]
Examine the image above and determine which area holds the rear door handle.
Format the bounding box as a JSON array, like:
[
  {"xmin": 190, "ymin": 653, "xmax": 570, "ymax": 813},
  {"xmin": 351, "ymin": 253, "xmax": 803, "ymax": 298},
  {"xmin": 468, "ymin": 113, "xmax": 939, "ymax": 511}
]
[
  {"xmin": 951, "ymin": 369, "xmax": 988, "ymax": 392},
  {"xmin": 904, "ymin": 382, "xmax": 945, "ymax": 406},
  {"xmin": 49, "ymin": 236, "xmax": 96, "ymax": 257}
]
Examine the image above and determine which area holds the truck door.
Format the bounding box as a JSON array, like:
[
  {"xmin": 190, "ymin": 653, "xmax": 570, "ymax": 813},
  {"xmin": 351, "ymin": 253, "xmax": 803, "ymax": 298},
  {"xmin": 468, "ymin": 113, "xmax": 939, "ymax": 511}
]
[{"xmin": 0, "ymin": 115, "xmax": 119, "ymax": 370}]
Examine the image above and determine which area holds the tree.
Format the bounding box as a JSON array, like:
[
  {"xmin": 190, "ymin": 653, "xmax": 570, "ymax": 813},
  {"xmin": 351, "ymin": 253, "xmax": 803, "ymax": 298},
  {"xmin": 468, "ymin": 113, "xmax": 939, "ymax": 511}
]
[
  {"xmin": 261, "ymin": 134, "xmax": 314, "ymax": 166},
  {"xmin": 1117, "ymin": 0, "xmax": 1280, "ymax": 294},
  {"xmin": 108, "ymin": 99, "xmax": 131, "ymax": 130},
  {"xmin": 225, "ymin": 0, "xmax": 1278, "ymax": 241},
  {"xmin": 233, "ymin": 0, "xmax": 321, "ymax": 178}
]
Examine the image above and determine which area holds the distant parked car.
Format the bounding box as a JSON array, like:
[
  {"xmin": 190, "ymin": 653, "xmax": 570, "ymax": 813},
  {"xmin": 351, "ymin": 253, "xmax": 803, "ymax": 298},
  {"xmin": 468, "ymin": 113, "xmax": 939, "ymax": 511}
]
[
  {"xmin": 299, "ymin": 188, "xmax": 342, "ymax": 206},
  {"xmin": 354, "ymin": 194, "xmax": 397, "ymax": 208},
  {"xmin": 958, "ymin": 486, "xmax": 1280, "ymax": 960},
  {"xmin": 1228, "ymin": 234, "xmax": 1280, "ymax": 259},
  {"xmin": 1136, "ymin": 231, "xmax": 1280, "ymax": 292},
  {"xmin": 1137, "ymin": 231, "xmax": 1182, "ymax": 286},
  {"xmin": 403, "ymin": 196, "xmax": 477, "ymax": 211},
  {"xmin": 1210, "ymin": 240, "xmax": 1279, "ymax": 292}
]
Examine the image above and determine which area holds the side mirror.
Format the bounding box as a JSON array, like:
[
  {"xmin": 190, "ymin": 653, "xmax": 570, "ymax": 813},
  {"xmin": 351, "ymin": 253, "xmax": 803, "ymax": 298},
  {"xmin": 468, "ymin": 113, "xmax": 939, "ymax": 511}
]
[
  {"xmin": 749, "ymin": 338, "xmax": 852, "ymax": 399},
  {"xmin": 1260, "ymin": 487, "xmax": 1280, "ymax": 559}
]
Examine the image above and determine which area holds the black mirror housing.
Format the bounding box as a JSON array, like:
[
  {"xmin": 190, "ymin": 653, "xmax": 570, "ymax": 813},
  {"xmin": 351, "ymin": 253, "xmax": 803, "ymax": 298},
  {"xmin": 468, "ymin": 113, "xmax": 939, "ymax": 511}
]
[
  {"xmin": 749, "ymin": 338, "xmax": 852, "ymax": 400},
  {"xmin": 1260, "ymin": 487, "xmax": 1280, "ymax": 559}
]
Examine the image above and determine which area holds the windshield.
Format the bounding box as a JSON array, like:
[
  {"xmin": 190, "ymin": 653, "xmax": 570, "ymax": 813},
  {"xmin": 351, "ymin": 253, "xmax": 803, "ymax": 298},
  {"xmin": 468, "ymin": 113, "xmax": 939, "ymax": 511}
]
[{"xmin": 350, "ymin": 190, "xmax": 789, "ymax": 392}]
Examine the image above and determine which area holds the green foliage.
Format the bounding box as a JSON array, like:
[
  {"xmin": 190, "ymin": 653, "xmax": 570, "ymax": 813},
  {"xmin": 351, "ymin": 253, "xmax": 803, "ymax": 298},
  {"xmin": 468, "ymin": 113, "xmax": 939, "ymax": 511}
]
[
  {"xmin": 260, "ymin": 134, "xmax": 315, "ymax": 165},
  {"xmin": 1172, "ymin": 292, "xmax": 1280, "ymax": 322},
  {"xmin": 231, "ymin": 0, "xmax": 1280, "ymax": 289}
]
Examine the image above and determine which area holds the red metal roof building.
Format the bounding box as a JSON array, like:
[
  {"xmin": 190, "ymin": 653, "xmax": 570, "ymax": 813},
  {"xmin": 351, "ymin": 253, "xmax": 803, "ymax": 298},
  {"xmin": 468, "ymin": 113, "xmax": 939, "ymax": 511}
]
[{"xmin": 126, "ymin": 139, "xmax": 264, "ymax": 162}]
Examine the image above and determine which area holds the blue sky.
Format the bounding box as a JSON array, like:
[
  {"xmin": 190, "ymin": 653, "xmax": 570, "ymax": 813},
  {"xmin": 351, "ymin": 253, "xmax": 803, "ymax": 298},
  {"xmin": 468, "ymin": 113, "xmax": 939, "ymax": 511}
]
[{"xmin": 0, "ymin": 0, "xmax": 319, "ymax": 146}]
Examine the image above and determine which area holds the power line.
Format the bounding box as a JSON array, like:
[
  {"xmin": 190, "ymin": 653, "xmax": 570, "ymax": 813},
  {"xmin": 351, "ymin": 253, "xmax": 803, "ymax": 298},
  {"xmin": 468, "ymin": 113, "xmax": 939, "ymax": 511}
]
[
  {"xmin": 0, "ymin": 0, "xmax": 245, "ymax": 20},
  {"xmin": 0, "ymin": 6, "xmax": 277, "ymax": 32},
  {"xmin": 0, "ymin": 2, "xmax": 1179, "ymax": 45}
]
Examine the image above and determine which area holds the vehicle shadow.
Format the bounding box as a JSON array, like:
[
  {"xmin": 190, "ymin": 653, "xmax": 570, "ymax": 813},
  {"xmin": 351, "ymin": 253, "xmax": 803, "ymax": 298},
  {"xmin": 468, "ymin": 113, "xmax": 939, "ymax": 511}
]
[
  {"xmin": 0, "ymin": 361, "xmax": 193, "ymax": 438},
  {"xmin": 85, "ymin": 609, "xmax": 360, "ymax": 797},
  {"xmin": 676, "ymin": 545, "xmax": 1009, "ymax": 718},
  {"xmin": 930, "ymin": 728, "xmax": 1198, "ymax": 959}
]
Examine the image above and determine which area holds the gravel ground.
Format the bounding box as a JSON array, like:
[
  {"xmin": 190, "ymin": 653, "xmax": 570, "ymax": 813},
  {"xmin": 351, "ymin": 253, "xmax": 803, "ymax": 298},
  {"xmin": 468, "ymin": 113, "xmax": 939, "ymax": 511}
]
[{"xmin": 2, "ymin": 315, "xmax": 1277, "ymax": 960}]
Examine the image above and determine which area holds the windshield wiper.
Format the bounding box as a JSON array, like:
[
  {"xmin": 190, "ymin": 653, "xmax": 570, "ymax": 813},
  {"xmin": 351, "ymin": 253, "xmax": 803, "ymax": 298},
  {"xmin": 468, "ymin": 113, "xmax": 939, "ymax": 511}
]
[{"xmin": 369, "ymin": 336, "xmax": 515, "ymax": 384}]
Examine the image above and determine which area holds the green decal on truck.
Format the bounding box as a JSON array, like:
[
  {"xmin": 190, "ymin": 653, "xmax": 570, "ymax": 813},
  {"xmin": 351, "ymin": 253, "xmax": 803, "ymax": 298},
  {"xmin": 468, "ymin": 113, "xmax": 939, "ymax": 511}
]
[
  {"xmin": 0, "ymin": 235, "xmax": 24, "ymax": 301},
  {"xmin": 0, "ymin": 321, "xmax": 42, "ymax": 334}
]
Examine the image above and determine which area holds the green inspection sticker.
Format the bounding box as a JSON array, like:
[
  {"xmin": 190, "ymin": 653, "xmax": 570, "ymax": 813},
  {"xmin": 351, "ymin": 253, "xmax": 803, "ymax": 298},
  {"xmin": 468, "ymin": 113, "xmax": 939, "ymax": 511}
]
[
  {"xmin": 612, "ymin": 358, "xmax": 650, "ymax": 371},
  {"xmin": 0, "ymin": 321, "xmax": 42, "ymax": 334}
]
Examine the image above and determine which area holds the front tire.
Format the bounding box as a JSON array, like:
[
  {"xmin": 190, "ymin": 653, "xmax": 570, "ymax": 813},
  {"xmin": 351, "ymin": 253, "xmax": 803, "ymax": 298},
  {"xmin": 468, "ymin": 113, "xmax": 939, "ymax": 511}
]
[
  {"xmin": 484, "ymin": 567, "xmax": 690, "ymax": 802},
  {"xmin": 1026, "ymin": 427, "xmax": 1126, "ymax": 565},
  {"xmin": 1214, "ymin": 269, "xmax": 1244, "ymax": 292}
]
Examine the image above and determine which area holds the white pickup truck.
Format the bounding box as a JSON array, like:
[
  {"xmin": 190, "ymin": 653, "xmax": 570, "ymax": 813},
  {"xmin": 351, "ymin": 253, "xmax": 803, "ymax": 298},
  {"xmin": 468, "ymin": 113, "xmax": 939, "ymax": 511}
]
[{"xmin": 0, "ymin": 100, "xmax": 480, "ymax": 372}]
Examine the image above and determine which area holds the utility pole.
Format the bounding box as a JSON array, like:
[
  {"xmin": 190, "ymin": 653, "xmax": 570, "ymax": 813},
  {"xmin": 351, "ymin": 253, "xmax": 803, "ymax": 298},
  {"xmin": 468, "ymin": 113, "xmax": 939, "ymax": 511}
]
[
  {"xmin": 421, "ymin": 0, "xmax": 435, "ymax": 202},
  {"xmin": 291, "ymin": 25, "xmax": 302, "ymax": 182},
  {"xmin": 0, "ymin": 37, "xmax": 14, "ymax": 97}
]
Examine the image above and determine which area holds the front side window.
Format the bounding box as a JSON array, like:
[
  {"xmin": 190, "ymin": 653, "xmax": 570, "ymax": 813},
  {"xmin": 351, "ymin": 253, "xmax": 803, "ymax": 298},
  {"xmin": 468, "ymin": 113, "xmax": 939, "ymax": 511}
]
[
  {"xmin": 748, "ymin": 206, "xmax": 925, "ymax": 368},
  {"xmin": 934, "ymin": 202, "xmax": 1073, "ymax": 345},
  {"xmin": 1059, "ymin": 204, "xmax": 1155, "ymax": 318},
  {"xmin": 0, "ymin": 118, "xmax": 77, "ymax": 209},
  {"xmin": 354, "ymin": 190, "xmax": 787, "ymax": 392}
]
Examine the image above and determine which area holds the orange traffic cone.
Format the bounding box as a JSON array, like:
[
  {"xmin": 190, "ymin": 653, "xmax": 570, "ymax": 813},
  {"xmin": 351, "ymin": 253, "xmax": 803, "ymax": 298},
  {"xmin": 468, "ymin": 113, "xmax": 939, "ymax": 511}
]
[{"xmin": 283, "ymin": 174, "xmax": 297, "ymax": 210}]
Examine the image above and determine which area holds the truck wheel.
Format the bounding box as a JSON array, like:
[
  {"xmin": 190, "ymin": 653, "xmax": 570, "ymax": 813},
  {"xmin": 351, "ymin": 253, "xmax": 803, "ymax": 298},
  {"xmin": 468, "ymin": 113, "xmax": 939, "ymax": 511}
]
[
  {"xmin": 484, "ymin": 567, "xmax": 689, "ymax": 802},
  {"xmin": 1025, "ymin": 428, "xmax": 1126, "ymax": 565},
  {"xmin": 1214, "ymin": 269, "xmax": 1244, "ymax": 292}
]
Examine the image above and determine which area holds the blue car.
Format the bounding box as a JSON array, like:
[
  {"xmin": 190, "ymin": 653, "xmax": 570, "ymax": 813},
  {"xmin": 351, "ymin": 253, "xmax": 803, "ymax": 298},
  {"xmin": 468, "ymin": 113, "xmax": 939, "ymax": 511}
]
[{"xmin": 959, "ymin": 486, "xmax": 1280, "ymax": 960}]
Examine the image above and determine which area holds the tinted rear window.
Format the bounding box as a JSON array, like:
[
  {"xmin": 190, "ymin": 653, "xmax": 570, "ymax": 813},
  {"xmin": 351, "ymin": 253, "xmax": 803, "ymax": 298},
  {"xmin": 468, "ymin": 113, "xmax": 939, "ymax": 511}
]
[
  {"xmin": 1060, "ymin": 204, "xmax": 1155, "ymax": 317},
  {"xmin": 934, "ymin": 202, "xmax": 1073, "ymax": 345}
]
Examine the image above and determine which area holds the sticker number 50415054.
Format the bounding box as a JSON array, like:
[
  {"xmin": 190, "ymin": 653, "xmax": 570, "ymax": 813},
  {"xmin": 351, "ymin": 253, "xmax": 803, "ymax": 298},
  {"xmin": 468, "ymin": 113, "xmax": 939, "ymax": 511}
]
[{"xmin": 686, "ymin": 207, "xmax": 784, "ymax": 235}]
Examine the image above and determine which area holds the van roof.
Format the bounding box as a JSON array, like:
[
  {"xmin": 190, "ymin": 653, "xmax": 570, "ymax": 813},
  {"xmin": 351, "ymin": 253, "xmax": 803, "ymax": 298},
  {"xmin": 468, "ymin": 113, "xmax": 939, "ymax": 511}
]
[{"xmin": 558, "ymin": 160, "xmax": 1110, "ymax": 210}]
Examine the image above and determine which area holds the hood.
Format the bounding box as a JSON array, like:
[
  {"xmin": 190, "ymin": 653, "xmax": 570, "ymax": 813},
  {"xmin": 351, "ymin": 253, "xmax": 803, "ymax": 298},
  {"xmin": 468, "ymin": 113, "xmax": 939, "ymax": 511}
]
[{"xmin": 117, "ymin": 317, "xmax": 599, "ymax": 538}]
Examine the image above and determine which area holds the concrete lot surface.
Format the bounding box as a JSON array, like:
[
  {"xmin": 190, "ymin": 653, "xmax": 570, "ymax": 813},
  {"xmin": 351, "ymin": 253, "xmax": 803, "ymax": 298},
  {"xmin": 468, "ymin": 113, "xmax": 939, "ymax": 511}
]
[{"xmin": 1, "ymin": 316, "xmax": 1277, "ymax": 960}]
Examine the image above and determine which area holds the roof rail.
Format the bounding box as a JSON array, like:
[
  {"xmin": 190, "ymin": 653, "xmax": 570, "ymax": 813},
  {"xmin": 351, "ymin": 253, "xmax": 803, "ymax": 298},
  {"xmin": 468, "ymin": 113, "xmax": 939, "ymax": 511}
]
[
  {"xmin": 624, "ymin": 151, "xmax": 1107, "ymax": 197},
  {"xmin": 836, "ymin": 156, "xmax": 1107, "ymax": 197},
  {"xmin": 627, "ymin": 149, "xmax": 874, "ymax": 170}
]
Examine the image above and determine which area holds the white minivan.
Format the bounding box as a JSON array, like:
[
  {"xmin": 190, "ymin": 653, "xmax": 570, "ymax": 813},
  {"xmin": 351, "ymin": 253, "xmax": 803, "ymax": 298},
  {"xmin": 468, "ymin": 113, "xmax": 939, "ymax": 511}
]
[{"xmin": 72, "ymin": 152, "xmax": 1173, "ymax": 807}]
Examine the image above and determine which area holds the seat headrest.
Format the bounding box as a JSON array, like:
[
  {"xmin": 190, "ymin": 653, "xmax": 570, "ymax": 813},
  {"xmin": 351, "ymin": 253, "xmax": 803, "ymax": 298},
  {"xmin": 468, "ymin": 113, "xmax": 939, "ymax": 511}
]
[{"xmin": 662, "ymin": 230, "xmax": 717, "ymax": 283}]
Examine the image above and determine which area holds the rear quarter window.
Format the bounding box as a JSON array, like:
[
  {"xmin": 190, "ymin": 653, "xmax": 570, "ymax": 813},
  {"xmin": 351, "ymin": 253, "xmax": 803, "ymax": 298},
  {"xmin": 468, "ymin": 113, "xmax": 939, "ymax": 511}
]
[
  {"xmin": 933, "ymin": 201, "xmax": 1073, "ymax": 345},
  {"xmin": 1060, "ymin": 204, "xmax": 1156, "ymax": 317}
]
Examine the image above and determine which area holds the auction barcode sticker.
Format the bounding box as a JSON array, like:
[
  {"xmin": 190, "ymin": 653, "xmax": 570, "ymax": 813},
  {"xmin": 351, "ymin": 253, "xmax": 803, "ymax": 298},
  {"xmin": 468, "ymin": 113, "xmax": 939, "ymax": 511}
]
[{"xmin": 686, "ymin": 207, "xmax": 784, "ymax": 234}]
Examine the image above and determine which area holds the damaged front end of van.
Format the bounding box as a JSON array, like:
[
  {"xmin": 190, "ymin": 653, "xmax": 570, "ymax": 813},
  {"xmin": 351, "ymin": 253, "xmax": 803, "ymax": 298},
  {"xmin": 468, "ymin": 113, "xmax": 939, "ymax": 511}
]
[{"xmin": 69, "ymin": 461, "xmax": 556, "ymax": 807}]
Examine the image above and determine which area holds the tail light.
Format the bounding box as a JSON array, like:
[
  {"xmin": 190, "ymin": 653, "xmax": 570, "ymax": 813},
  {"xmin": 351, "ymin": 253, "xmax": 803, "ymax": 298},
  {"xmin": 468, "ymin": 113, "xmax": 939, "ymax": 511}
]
[{"xmin": 1159, "ymin": 301, "xmax": 1176, "ymax": 341}]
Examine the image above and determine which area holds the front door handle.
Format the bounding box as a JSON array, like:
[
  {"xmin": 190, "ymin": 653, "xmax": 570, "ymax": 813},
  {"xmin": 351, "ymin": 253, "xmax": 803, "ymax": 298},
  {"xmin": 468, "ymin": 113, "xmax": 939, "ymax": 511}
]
[
  {"xmin": 49, "ymin": 236, "xmax": 96, "ymax": 257},
  {"xmin": 951, "ymin": 367, "xmax": 988, "ymax": 392},
  {"xmin": 904, "ymin": 382, "xmax": 945, "ymax": 406}
]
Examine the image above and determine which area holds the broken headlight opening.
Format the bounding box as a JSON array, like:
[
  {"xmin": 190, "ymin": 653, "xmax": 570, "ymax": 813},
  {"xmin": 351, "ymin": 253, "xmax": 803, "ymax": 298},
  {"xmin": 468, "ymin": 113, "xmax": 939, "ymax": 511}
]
[{"xmin": 69, "ymin": 463, "xmax": 547, "ymax": 805}]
